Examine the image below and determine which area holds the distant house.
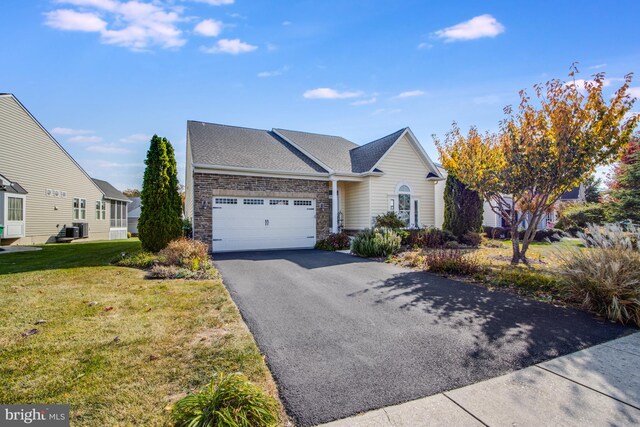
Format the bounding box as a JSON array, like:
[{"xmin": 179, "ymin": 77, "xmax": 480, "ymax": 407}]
[
  {"xmin": 127, "ymin": 196, "xmax": 141, "ymax": 235},
  {"xmin": 0, "ymin": 93, "xmax": 129, "ymax": 245},
  {"xmin": 185, "ymin": 121, "xmax": 444, "ymax": 252}
]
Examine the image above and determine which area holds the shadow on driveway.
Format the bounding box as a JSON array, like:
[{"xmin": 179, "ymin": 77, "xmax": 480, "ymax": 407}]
[{"xmin": 214, "ymin": 250, "xmax": 636, "ymax": 426}]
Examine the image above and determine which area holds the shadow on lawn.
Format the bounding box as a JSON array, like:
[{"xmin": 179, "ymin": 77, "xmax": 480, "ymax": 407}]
[
  {"xmin": 352, "ymin": 270, "xmax": 635, "ymax": 370},
  {"xmin": 0, "ymin": 239, "xmax": 141, "ymax": 275}
]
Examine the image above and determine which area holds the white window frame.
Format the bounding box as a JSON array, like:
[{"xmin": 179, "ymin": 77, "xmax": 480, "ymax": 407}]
[
  {"xmin": 73, "ymin": 197, "xmax": 86, "ymax": 221},
  {"xmin": 2, "ymin": 193, "xmax": 26, "ymax": 238},
  {"xmin": 391, "ymin": 182, "xmax": 416, "ymax": 228},
  {"xmin": 7, "ymin": 196, "xmax": 25, "ymax": 222},
  {"xmin": 96, "ymin": 200, "xmax": 106, "ymax": 220}
]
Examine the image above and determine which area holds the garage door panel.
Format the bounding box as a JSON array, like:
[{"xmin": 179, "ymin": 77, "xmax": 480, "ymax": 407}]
[{"xmin": 212, "ymin": 197, "xmax": 316, "ymax": 253}]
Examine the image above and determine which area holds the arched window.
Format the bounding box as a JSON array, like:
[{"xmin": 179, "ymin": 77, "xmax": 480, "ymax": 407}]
[{"xmin": 397, "ymin": 184, "xmax": 411, "ymax": 227}]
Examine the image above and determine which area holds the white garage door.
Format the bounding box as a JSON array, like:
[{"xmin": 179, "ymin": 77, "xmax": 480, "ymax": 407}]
[{"xmin": 212, "ymin": 197, "xmax": 316, "ymax": 253}]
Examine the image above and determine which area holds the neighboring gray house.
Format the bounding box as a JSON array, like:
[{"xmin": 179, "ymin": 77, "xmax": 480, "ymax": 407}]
[
  {"xmin": 127, "ymin": 196, "xmax": 141, "ymax": 235},
  {"xmin": 0, "ymin": 93, "xmax": 129, "ymax": 245},
  {"xmin": 185, "ymin": 121, "xmax": 443, "ymax": 253}
]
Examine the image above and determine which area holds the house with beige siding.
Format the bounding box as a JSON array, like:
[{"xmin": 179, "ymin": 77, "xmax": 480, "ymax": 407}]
[
  {"xmin": 0, "ymin": 93, "xmax": 128, "ymax": 245},
  {"xmin": 185, "ymin": 121, "xmax": 443, "ymax": 253}
]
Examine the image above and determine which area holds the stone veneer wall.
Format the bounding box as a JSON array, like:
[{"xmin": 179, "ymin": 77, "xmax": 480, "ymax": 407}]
[{"xmin": 192, "ymin": 173, "xmax": 331, "ymax": 248}]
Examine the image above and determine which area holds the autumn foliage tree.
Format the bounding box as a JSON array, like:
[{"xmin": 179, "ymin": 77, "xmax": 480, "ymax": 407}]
[{"xmin": 435, "ymin": 68, "xmax": 638, "ymax": 264}]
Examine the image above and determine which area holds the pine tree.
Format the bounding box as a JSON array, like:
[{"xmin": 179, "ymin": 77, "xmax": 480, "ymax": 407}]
[
  {"xmin": 443, "ymin": 173, "xmax": 484, "ymax": 237},
  {"xmin": 138, "ymin": 135, "xmax": 182, "ymax": 252},
  {"xmin": 584, "ymin": 174, "xmax": 602, "ymax": 203},
  {"xmin": 608, "ymin": 136, "xmax": 640, "ymax": 223}
]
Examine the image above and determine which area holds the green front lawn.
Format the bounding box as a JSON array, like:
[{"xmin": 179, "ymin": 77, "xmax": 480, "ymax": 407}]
[{"xmin": 0, "ymin": 239, "xmax": 285, "ymax": 425}]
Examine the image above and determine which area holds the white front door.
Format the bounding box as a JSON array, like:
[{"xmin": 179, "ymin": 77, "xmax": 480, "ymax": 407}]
[{"xmin": 212, "ymin": 197, "xmax": 316, "ymax": 253}]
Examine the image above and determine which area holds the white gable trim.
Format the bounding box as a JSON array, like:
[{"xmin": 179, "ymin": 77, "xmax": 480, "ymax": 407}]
[{"xmin": 369, "ymin": 128, "xmax": 444, "ymax": 179}]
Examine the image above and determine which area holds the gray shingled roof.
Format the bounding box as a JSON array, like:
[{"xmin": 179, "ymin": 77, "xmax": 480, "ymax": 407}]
[
  {"xmin": 189, "ymin": 121, "xmax": 327, "ymax": 174},
  {"xmin": 92, "ymin": 178, "xmax": 130, "ymax": 202},
  {"xmin": 561, "ymin": 186, "xmax": 581, "ymax": 200},
  {"xmin": 350, "ymin": 128, "xmax": 407, "ymax": 173},
  {"xmin": 0, "ymin": 173, "xmax": 28, "ymax": 194},
  {"xmin": 273, "ymin": 128, "xmax": 358, "ymax": 173}
]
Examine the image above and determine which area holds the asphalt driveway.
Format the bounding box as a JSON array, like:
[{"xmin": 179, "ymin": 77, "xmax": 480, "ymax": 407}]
[{"xmin": 214, "ymin": 250, "xmax": 633, "ymax": 426}]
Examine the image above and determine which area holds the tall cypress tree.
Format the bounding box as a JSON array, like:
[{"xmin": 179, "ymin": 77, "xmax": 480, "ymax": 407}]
[
  {"xmin": 608, "ymin": 136, "xmax": 640, "ymax": 223},
  {"xmin": 138, "ymin": 135, "xmax": 182, "ymax": 252},
  {"xmin": 443, "ymin": 173, "xmax": 484, "ymax": 237}
]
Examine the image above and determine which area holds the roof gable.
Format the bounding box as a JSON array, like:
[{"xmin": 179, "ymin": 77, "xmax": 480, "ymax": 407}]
[
  {"xmin": 350, "ymin": 128, "xmax": 407, "ymax": 173},
  {"xmin": 92, "ymin": 178, "xmax": 129, "ymax": 202},
  {"xmin": 188, "ymin": 121, "xmax": 327, "ymax": 174}
]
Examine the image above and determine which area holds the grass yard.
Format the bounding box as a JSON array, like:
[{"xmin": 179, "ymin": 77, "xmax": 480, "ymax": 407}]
[{"xmin": 0, "ymin": 240, "xmax": 285, "ymax": 425}]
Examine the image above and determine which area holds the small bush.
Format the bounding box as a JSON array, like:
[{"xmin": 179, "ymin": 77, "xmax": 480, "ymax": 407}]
[
  {"xmin": 557, "ymin": 223, "xmax": 640, "ymax": 326},
  {"xmin": 127, "ymin": 231, "xmax": 132, "ymax": 239},
  {"xmin": 172, "ymin": 372, "xmax": 278, "ymax": 427},
  {"xmin": 315, "ymin": 232, "xmax": 351, "ymax": 251},
  {"xmin": 492, "ymin": 268, "xmax": 560, "ymax": 293},
  {"xmin": 556, "ymin": 203, "xmax": 607, "ymax": 230},
  {"xmin": 459, "ymin": 231, "xmax": 482, "ymax": 247},
  {"xmin": 374, "ymin": 211, "xmax": 406, "ymax": 229},
  {"xmin": 114, "ymin": 251, "xmax": 159, "ymax": 268},
  {"xmin": 395, "ymin": 229, "xmax": 410, "ymax": 244},
  {"xmin": 533, "ymin": 228, "xmax": 564, "ymax": 242},
  {"xmin": 351, "ymin": 228, "xmax": 401, "ymax": 257},
  {"xmin": 160, "ymin": 238, "xmax": 210, "ymax": 272},
  {"xmin": 423, "ymin": 249, "xmax": 483, "ymax": 275}
]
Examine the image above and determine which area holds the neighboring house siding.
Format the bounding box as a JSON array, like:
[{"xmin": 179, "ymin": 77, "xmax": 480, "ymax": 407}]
[
  {"xmin": 342, "ymin": 179, "xmax": 371, "ymax": 230},
  {"xmin": 434, "ymin": 168, "xmax": 446, "ymax": 229},
  {"xmin": 370, "ymin": 135, "xmax": 436, "ymax": 227},
  {"xmin": 191, "ymin": 172, "xmax": 331, "ymax": 249},
  {"xmin": 0, "ymin": 96, "xmax": 109, "ymax": 244},
  {"xmin": 483, "ymin": 201, "xmax": 502, "ymax": 227}
]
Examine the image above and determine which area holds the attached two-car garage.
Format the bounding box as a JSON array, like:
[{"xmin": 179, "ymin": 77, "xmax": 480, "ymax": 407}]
[{"xmin": 212, "ymin": 196, "xmax": 317, "ymax": 253}]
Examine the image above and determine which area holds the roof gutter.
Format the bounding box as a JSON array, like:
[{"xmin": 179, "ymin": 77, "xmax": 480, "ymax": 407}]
[{"xmin": 193, "ymin": 163, "xmax": 331, "ymax": 178}]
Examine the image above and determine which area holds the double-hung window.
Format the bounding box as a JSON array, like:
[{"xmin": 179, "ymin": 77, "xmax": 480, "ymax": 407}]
[
  {"xmin": 8, "ymin": 197, "xmax": 24, "ymax": 221},
  {"xmin": 73, "ymin": 198, "xmax": 86, "ymax": 220},
  {"xmin": 96, "ymin": 201, "xmax": 106, "ymax": 220}
]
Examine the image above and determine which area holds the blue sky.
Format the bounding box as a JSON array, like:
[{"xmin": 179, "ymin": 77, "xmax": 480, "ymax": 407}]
[{"xmin": 2, "ymin": 0, "xmax": 639, "ymax": 190}]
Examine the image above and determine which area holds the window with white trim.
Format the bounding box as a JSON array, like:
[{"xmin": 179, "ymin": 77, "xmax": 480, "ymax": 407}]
[
  {"xmin": 110, "ymin": 200, "xmax": 128, "ymax": 227},
  {"xmin": 294, "ymin": 200, "xmax": 312, "ymax": 206},
  {"xmin": 397, "ymin": 185, "xmax": 411, "ymax": 227},
  {"xmin": 243, "ymin": 199, "xmax": 264, "ymax": 205},
  {"xmin": 96, "ymin": 201, "xmax": 106, "ymax": 220},
  {"xmin": 73, "ymin": 198, "xmax": 86, "ymax": 220},
  {"xmin": 215, "ymin": 198, "xmax": 237, "ymax": 204},
  {"xmin": 8, "ymin": 197, "xmax": 24, "ymax": 221},
  {"xmin": 270, "ymin": 199, "xmax": 289, "ymax": 205}
]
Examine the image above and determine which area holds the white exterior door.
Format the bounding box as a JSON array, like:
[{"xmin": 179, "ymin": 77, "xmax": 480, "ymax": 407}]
[{"xmin": 212, "ymin": 197, "xmax": 316, "ymax": 253}]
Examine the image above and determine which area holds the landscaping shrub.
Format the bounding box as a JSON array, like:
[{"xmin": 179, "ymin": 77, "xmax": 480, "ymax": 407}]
[
  {"xmin": 113, "ymin": 251, "xmax": 159, "ymax": 268},
  {"xmin": 556, "ymin": 223, "xmax": 640, "ymax": 326},
  {"xmin": 492, "ymin": 267, "xmax": 560, "ymax": 293},
  {"xmin": 351, "ymin": 228, "xmax": 401, "ymax": 257},
  {"xmin": 533, "ymin": 228, "xmax": 564, "ymax": 242},
  {"xmin": 160, "ymin": 238, "xmax": 210, "ymax": 272},
  {"xmin": 374, "ymin": 211, "xmax": 406, "ymax": 229},
  {"xmin": 315, "ymin": 232, "xmax": 351, "ymax": 251},
  {"xmin": 459, "ymin": 231, "xmax": 482, "ymax": 247},
  {"xmin": 423, "ymin": 249, "xmax": 483, "ymax": 275},
  {"xmin": 556, "ymin": 203, "xmax": 606, "ymax": 230},
  {"xmin": 172, "ymin": 372, "xmax": 278, "ymax": 427},
  {"xmin": 127, "ymin": 231, "xmax": 132, "ymax": 239}
]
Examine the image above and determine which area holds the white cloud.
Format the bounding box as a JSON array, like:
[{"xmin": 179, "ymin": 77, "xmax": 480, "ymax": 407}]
[
  {"xmin": 201, "ymin": 38, "xmax": 257, "ymax": 54},
  {"xmin": 588, "ymin": 63, "xmax": 607, "ymax": 70},
  {"xmin": 626, "ymin": 87, "xmax": 640, "ymax": 98},
  {"xmin": 68, "ymin": 135, "xmax": 104, "ymax": 143},
  {"xmin": 472, "ymin": 94, "xmax": 501, "ymax": 105},
  {"xmin": 566, "ymin": 77, "xmax": 621, "ymax": 90},
  {"xmin": 433, "ymin": 14, "xmax": 505, "ymax": 42},
  {"xmin": 46, "ymin": 1, "xmax": 188, "ymax": 51},
  {"xmin": 372, "ymin": 108, "xmax": 402, "ymax": 116},
  {"xmin": 120, "ymin": 133, "xmax": 150, "ymax": 143},
  {"xmin": 351, "ymin": 97, "xmax": 377, "ymax": 106},
  {"xmin": 257, "ymin": 66, "xmax": 289, "ymax": 78},
  {"xmin": 190, "ymin": 0, "xmax": 234, "ymax": 5},
  {"xmin": 194, "ymin": 19, "xmax": 222, "ymax": 37},
  {"xmin": 393, "ymin": 90, "xmax": 425, "ymax": 99},
  {"xmin": 303, "ymin": 88, "xmax": 363, "ymax": 99},
  {"xmin": 86, "ymin": 144, "xmax": 131, "ymax": 154},
  {"xmin": 51, "ymin": 127, "xmax": 94, "ymax": 135},
  {"xmin": 417, "ymin": 42, "xmax": 432, "ymax": 50},
  {"xmin": 282, "ymin": 21, "xmax": 291, "ymax": 26},
  {"xmin": 44, "ymin": 9, "xmax": 107, "ymax": 32}
]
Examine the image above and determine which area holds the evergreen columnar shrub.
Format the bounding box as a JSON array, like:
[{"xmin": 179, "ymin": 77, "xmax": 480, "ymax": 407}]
[
  {"xmin": 172, "ymin": 372, "xmax": 278, "ymax": 427},
  {"xmin": 138, "ymin": 135, "xmax": 183, "ymax": 252},
  {"xmin": 424, "ymin": 249, "xmax": 482, "ymax": 275},
  {"xmin": 315, "ymin": 232, "xmax": 351, "ymax": 251},
  {"xmin": 374, "ymin": 211, "xmax": 406, "ymax": 229},
  {"xmin": 442, "ymin": 174, "xmax": 484, "ymax": 238},
  {"xmin": 557, "ymin": 223, "xmax": 640, "ymax": 326},
  {"xmin": 351, "ymin": 228, "xmax": 401, "ymax": 257}
]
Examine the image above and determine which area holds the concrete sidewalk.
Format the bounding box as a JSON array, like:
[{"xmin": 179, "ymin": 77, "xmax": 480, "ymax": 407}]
[{"xmin": 320, "ymin": 332, "xmax": 640, "ymax": 427}]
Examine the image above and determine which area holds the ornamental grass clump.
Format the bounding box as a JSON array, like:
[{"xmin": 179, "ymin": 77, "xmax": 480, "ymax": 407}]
[
  {"xmin": 171, "ymin": 372, "xmax": 278, "ymax": 427},
  {"xmin": 423, "ymin": 249, "xmax": 483, "ymax": 275},
  {"xmin": 351, "ymin": 228, "xmax": 401, "ymax": 257},
  {"xmin": 556, "ymin": 223, "xmax": 640, "ymax": 326}
]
